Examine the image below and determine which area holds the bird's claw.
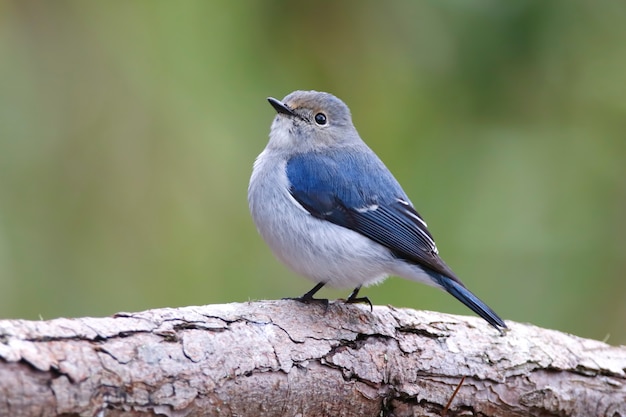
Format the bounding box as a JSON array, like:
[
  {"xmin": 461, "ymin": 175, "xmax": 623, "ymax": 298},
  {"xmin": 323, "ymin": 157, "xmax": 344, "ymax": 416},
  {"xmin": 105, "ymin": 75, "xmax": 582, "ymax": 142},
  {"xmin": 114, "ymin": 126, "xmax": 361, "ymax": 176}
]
[{"xmin": 344, "ymin": 296, "xmax": 373, "ymax": 312}]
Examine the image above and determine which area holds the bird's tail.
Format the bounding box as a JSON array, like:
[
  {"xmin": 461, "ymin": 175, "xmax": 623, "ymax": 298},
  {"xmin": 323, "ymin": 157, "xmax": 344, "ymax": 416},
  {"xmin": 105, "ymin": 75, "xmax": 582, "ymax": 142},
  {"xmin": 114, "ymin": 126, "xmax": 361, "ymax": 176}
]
[{"xmin": 433, "ymin": 273, "xmax": 507, "ymax": 332}]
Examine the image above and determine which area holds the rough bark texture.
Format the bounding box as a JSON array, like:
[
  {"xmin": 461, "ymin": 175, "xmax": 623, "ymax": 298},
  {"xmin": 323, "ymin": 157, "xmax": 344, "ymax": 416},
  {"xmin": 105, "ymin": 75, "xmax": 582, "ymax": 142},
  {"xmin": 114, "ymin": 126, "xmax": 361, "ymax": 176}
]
[{"xmin": 0, "ymin": 300, "xmax": 624, "ymax": 417}]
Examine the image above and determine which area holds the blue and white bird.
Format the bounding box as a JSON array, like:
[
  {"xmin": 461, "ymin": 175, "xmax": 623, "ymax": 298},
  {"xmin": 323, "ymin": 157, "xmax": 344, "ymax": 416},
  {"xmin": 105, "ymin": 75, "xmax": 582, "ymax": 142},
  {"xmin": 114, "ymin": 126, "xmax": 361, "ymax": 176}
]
[{"xmin": 248, "ymin": 90, "xmax": 506, "ymax": 331}]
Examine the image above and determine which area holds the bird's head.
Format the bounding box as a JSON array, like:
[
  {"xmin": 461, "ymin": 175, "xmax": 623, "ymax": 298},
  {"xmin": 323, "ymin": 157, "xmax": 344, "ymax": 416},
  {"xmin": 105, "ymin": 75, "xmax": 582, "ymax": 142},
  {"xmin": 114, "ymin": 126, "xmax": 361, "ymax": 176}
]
[{"xmin": 266, "ymin": 90, "xmax": 359, "ymax": 152}]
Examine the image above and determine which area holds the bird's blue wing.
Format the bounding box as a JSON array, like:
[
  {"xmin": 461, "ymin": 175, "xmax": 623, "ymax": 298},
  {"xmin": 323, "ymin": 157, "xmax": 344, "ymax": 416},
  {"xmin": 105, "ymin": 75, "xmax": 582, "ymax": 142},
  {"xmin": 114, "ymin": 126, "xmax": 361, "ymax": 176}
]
[
  {"xmin": 286, "ymin": 150, "xmax": 455, "ymax": 277},
  {"xmin": 287, "ymin": 150, "xmax": 507, "ymax": 330}
]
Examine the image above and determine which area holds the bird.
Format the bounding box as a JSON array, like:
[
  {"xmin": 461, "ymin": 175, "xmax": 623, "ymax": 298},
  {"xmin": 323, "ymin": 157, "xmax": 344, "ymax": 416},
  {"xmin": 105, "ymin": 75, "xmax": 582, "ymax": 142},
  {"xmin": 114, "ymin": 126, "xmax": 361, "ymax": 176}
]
[{"xmin": 248, "ymin": 90, "xmax": 506, "ymax": 331}]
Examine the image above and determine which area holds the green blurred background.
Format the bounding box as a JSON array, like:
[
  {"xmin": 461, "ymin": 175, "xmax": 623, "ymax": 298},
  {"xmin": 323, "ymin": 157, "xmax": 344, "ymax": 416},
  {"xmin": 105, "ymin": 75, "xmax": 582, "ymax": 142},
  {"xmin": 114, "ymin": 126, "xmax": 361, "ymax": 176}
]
[{"xmin": 0, "ymin": 1, "xmax": 624, "ymax": 344}]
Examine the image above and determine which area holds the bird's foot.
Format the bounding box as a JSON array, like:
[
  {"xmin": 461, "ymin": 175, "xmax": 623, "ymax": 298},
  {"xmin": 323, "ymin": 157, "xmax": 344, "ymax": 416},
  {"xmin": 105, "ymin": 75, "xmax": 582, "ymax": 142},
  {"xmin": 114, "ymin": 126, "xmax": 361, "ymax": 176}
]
[
  {"xmin": 283, "ymin": 282, "xmax": 329, "ymax": 310},
  {"xmin": 344, "ymin": 296, "xmax": 373, "ymax": 312},
  {"xmin": 344, "ymin": 286, "xmax": 373, "ymax": 312}
]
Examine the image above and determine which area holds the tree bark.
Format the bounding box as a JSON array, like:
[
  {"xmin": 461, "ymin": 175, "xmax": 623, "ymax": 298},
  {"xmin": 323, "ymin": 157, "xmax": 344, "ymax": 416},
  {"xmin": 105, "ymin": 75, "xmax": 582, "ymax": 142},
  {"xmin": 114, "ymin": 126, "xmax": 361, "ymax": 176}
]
[{"xmin": 0, "ymin": 300, "xmax": 624, "ymax": 417}]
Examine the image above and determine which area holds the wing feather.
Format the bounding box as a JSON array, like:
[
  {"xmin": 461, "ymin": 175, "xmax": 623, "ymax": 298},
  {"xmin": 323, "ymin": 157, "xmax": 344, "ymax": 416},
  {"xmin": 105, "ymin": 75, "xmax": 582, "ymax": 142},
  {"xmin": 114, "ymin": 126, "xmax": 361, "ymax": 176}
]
[{"xmin": 286, "ymin": 151, "xmax": 456, "ymax": 278}]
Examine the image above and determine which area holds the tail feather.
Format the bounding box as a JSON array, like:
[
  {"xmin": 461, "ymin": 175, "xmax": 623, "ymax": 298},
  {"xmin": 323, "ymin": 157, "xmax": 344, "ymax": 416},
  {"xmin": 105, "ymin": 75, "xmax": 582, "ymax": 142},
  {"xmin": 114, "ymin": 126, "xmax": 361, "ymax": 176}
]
[{"xmin": 434, "ymin": 273, "xmax": 507, "ymax": 331}]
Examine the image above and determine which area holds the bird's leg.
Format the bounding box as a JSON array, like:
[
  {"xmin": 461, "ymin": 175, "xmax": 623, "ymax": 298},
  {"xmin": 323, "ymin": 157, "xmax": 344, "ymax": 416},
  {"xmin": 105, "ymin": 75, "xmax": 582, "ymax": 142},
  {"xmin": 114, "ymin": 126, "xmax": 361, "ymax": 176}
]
[
  {"xmin": 285, "ymin": 282, "xmax": 329, "ymax": 309},
  {"xmin": 345, "ymin": 286, "xmax": 373, "ymax": 312}
]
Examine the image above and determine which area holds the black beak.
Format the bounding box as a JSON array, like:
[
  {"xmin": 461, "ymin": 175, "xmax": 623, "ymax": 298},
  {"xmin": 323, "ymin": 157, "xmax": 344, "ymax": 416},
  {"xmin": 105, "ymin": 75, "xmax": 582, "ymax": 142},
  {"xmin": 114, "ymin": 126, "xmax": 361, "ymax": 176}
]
[{"xmin": 267, "ymin": 97, "xmax": 295, "ymax": 116}]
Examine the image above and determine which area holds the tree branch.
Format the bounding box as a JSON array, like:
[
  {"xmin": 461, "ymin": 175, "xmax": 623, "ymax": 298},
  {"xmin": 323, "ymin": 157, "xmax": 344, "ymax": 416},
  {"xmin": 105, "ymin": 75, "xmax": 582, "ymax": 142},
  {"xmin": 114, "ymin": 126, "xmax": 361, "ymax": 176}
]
[{"xmin": 0, "ymin": 300, "xmax": 624, "ymax": 416}]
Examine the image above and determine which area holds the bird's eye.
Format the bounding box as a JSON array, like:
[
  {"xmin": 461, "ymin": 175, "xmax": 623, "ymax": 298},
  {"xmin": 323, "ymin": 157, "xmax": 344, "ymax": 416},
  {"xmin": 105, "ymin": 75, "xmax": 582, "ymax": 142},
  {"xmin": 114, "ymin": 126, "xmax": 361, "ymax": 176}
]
[{"xmin": 314, "ymin": 113, "xmax": 327, "ymax": 125}]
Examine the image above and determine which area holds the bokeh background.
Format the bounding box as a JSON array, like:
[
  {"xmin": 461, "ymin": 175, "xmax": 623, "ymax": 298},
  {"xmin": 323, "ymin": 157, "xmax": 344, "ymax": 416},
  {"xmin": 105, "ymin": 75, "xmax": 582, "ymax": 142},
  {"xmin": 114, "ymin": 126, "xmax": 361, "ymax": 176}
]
[{"xmin": 1, "ymin": 1, "xmax": 624, "ymax": 344}]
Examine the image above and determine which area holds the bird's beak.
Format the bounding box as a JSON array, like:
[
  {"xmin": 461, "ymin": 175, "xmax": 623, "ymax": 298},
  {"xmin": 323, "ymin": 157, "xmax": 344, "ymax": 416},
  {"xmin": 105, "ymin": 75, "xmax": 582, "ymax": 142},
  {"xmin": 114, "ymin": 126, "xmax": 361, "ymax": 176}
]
[{"xmin": 267, "ymin": 97, "xmax": 296, "ymax": 116}]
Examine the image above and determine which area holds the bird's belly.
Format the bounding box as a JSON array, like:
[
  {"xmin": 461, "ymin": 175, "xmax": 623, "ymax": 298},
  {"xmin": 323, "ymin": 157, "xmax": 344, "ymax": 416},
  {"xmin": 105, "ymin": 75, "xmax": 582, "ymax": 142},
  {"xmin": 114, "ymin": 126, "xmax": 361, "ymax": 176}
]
[{"xmin": 250, "ymin": 187, "xmax": 392, "ymax": 289}]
